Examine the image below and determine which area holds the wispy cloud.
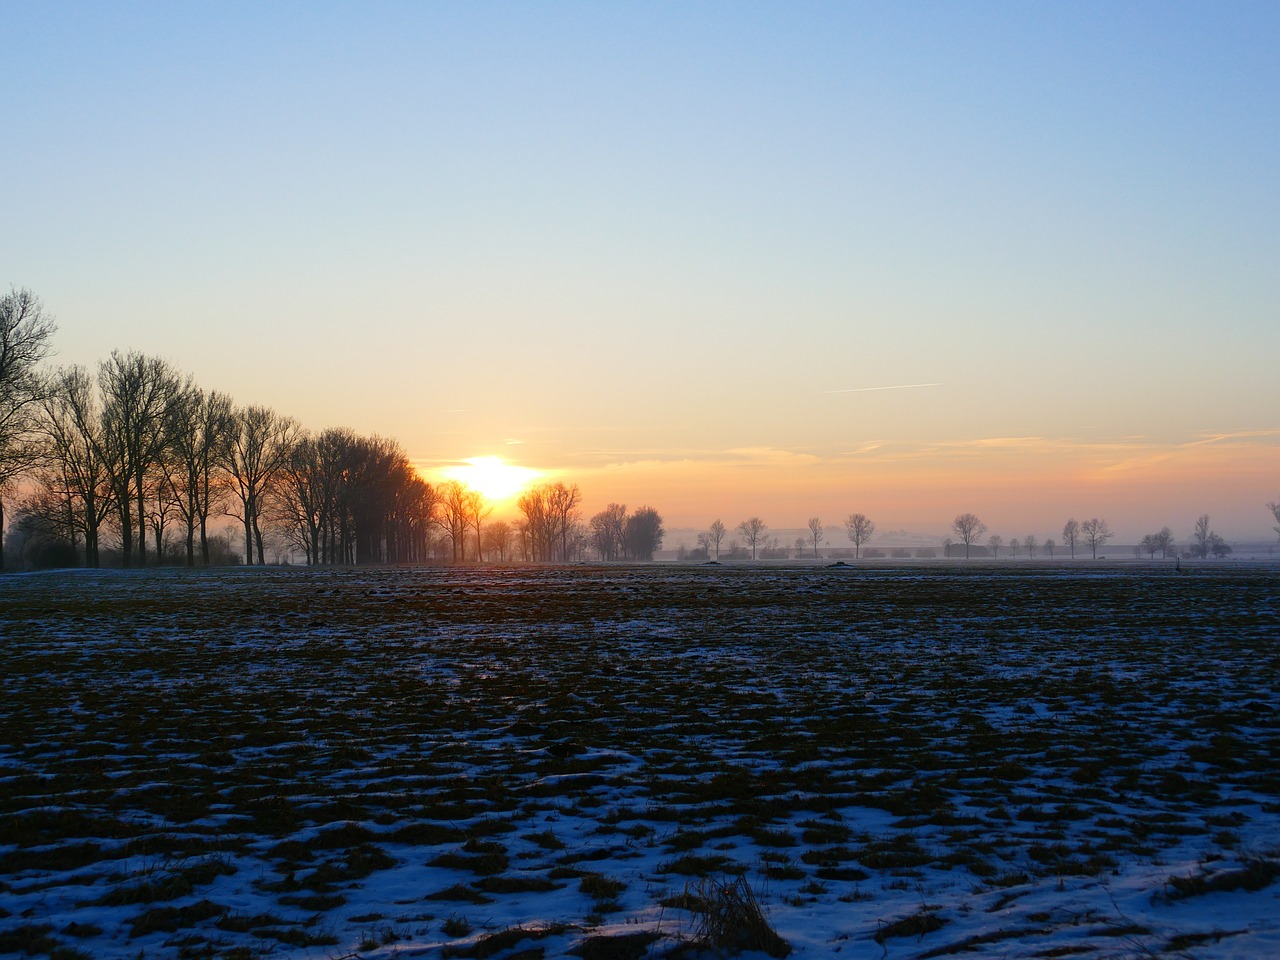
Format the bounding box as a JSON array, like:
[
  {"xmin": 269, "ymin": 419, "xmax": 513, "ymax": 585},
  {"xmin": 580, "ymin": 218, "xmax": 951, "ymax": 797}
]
[{"xmin": 824, "ymin": 382, "xmax": 943, "ymax": 394}]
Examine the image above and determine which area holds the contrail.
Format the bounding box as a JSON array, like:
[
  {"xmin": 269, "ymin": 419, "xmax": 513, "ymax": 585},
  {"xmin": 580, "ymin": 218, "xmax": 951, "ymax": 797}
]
[{"xmin": 825, "ymin": 382, "xmax": 942, "ymax": 394}]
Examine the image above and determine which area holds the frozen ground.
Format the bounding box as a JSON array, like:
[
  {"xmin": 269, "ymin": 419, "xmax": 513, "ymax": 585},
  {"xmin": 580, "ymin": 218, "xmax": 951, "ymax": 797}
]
[{"xmin": 1, "ymin": 561, "xmax": 1278, "ymax": 959}]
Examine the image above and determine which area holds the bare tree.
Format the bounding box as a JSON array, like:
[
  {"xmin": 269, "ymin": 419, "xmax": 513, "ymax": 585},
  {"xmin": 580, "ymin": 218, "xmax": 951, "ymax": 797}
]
[
  {"xmin": 1269, "ymin": 501, "xmax": 1280, "ymax": 540},
  {"xmin": 1140, "ymin": 533, "xmax": 1157, "ymax": 559},
  {"xmin": 1009, "ymin": 537, "xmax": 1020, "ymax": 557},
  {"xmin": 1152, "ymin": 527, "xmax": 1175, "ymax": 559},
  {"xmin": 1080, "ymin": 517, "xmax": 1113, "ymax": 559},
  {"xmin": 1024, "ymin": 534, "xmax": 1037, "ymax": 558},
  {"xmin": 987, "ymin": 534, "xmax": 1003, "ymax": 557},
  {"xmin": 844, "ymin": 513, "xmax": 875, "ymax": 559},
  {"xmin": 465, "ymin": 486, "xmax": 491, "ymax": 561},
  {"xmin": 0, "ymin": 288, "xmax": 58, "ymax": 570},
  {"xmin": 952, "ymin": 513, "xmax": 987, "ymax": 559},
  {"xmin": 37, "ymin": 366, "xmax": 115, "ymax": 567},
  {"xmin": 1043, "ymin": 537, "xmax": 1055, "ymax": 558},
  {"xmin": 1062, "ymin": 518, "xmax": 1081, "ymax": 559},
  {"xmin": 806, "ymin": 517, "xmax": 824, "ymax": 558},
  {"xmin": 518, "ymin": 481, "xmax": 582, "ymax": 561},
  {"xmin": 624, "ymin": 506, "xmax": 664, "ymax": 560},
  {"xmin": 222, "ymin": 404, "xmax": 300, "ymax": 565},
  {"xmin": 438, "ymin": 479, "xmax": 472, "ymax": 561},
  {"xmin": 164, "ymin": 384, "xmax": 234, "ymax": 565},
  {"xmin": 98, "ymin": 351, "xmax": 183, "ymax": 567},
  {"xmin": 737, "ymin": 517, "xmax": 768, "ymax": 560},
  {"xmin": 707, "ymin": 519, "xmax": 727, "ymax": 560},
  {"xmin": 483, "ymin": 520, "xmax": 514, "ymax": 562},
  {"xmin": 695, "ymin": 531, "xmax": 713, "ymax": 559},
  {"xmin": 589, "ymin": 503, "xmax": 628, "ymax": 561},
  {"xmin": 1192, "ymin": 514, "xmax": 1213, "ymax": 559}
]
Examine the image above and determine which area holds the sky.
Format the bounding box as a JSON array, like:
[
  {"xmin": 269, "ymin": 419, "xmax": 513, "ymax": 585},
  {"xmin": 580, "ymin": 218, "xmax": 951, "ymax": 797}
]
[{"xmin": 4, "ymin": 1, "xmax": 1279, "ymax": 543}]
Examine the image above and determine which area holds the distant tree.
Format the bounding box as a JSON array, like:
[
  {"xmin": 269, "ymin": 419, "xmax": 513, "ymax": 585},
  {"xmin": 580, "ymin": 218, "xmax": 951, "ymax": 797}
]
[
  {"xmin": 806, "ymin": 516, "xmax": 824, "ymax": 558},
  {"xmin": 695, "ymin": 531, "xmax": 713, "ymax": 559},
  {"xmin": 1140, "ymin": 533, "xmax": 1156, "ymax": 558},
  {"xmin": 952, "ymin": 513, "xmax": 987, "ymax": 559},
  {"xmin": 738, "ymin": 516, "xmax": 768, "ymax": 560},
  {"xmin": 483, "ymin": 520, "xmax": 514, "ymax": 562},
  {"xmin": 1009, "ymin": 537, "xmax": 1020, "ymax": 557},
  {"xmin": 793, "ymin": 536, "xmax": 807, "ymax": 558},
  {"xmin": 844, "ymin": 513, "xmax": 875, "ymax": 558},
  {"xmin": 1151, "ymin": 527, "xmax": 1175, "ymax": 559},
  {"xmin": 1269, "ymin": 501, "xmax": 1280, "ymax": 539},
  {"xmin": 1062, "ymin": 518, "xmax": 1081, "ymax": 559},
  {"xmin": 624, "ymin": 506, "xmax": 664, "ymax": 560},
  {"xmin": 438, "ymin": 479, "xmax": 472, "ymax": 561},
  {"xmin": 987, "ymin": 534, "xmax": 1003, "ymax": 557},
  {"xmin": 589, "ymin": 503, "xmax": 628, "ymax": 561},
  {"xmin": 707, "ymin": 519, "xmax": 727, "ymax": 560},
  {"xmin": 1024, "ymin": 534, "xmax": 1037, "ymax": 558},
  {"xmin": 1192, "ymin": 514, "xmax": 1212, "ymax": 559},
  {"xmin": 465, "ymin": 486, "xmax": 491, "ymax": 561},
  {"xmin": 517, "ymin": 481, "xmax": 582, "ymax": 561},
  {"xmin": 1080, "ymin": 518, "xmax": 1113, "ymax": 559},
  {"xmin": 0, "ymin": 287, "xmax": 58, "ymax": 571},
  {"xmin": 1209, "ymin": 533, "xmax": 1232, "ymax": 559},
  {"xmin": 1043, "ymin": 537, "xmax": 1055, "ymax": 558}
]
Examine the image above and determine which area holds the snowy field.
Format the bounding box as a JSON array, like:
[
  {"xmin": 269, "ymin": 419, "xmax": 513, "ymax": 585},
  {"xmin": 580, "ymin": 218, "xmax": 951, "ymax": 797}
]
[{"xmin": 2, "ymin": 562, "xmax": 1278, "ymax": 960}]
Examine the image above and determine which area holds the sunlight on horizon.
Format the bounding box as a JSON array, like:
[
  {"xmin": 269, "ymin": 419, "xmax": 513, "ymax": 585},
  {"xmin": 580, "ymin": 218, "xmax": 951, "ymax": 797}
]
[{"xmin": 439, "ymin": 456, "xmax": 542, "ymax": 503}]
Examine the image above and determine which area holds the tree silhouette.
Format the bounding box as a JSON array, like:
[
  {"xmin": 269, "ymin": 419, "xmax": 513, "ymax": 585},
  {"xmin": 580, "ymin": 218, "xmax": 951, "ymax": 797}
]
[{"xmin": 952, "ymin": 513, "xmax": 987, "ymax": 559}]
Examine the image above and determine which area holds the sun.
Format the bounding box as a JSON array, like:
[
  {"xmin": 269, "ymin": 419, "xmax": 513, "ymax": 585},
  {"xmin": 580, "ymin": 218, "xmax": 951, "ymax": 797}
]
[{"xmin": 442, "ymin": 456, "xmax": 541, "ymax": 503}]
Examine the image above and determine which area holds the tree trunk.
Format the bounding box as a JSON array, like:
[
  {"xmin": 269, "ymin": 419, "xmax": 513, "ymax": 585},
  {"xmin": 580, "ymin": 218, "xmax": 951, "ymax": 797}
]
[{"xmin": 136, "ymin": 481, "xmax": 148, "ymax": 567}]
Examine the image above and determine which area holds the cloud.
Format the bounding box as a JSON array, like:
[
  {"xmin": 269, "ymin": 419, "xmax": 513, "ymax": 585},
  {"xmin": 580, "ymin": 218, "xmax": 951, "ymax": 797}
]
[{"xmin": 824, "ymin": 382, "xmax": 943, "ymax": 394}]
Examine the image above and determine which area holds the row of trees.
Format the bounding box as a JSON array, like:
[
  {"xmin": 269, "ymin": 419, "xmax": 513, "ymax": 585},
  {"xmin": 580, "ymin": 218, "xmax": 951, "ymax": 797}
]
[
  {"xmin": 685, "ymin": 509, "xmax": 1249, "ymax": 563},
  {"xmin": 2, "ymin": 288, "xmax": 665, "ymax": 569}
]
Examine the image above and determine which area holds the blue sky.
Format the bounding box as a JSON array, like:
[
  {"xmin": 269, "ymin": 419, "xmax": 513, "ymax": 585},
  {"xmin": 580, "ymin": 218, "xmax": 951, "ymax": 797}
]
[{"xmin": 4, "ymin": 2, "xmax": 1278, "ymax": 538}]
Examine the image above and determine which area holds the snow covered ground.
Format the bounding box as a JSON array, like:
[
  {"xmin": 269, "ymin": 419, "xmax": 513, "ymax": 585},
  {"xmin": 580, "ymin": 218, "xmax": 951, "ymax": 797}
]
[{"xmin": 2, "ymin": 561, "xmax": 1278, "ymax": 959}]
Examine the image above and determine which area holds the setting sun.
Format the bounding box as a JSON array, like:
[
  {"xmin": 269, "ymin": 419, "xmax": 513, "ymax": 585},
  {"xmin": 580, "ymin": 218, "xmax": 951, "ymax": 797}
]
[{"xmin": 441, "ymin": 456, "xmax": 541, "ymax": 503}]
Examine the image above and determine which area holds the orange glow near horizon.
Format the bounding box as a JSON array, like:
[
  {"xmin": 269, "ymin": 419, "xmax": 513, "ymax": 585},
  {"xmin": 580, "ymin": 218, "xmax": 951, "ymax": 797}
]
[{"xmin": 439, "ymin": 456, "xmax": 542, "ymax": 504}]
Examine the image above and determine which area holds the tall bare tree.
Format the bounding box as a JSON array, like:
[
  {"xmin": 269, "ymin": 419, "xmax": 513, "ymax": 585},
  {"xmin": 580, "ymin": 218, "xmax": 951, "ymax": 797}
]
[
  {"xmin": 844, "ymin": 513, "xmax": 875, "ymax": 558},
  {"xmin": 164, "ymin": 383, "xmax": 234, "ymax": 565},
  {"xmin": 806, "ymin": 517, "xmax": 824, "ymax": 558},
  {"xmin": 465, "ymin": 486, "xmax": 491, "ymax": 561},
  {"xmin": 37, "ymin": 366, "xmax": 114, "ymax": 567},
  {"xmin": 707, "ymin": 519, "xmax": 727, "ymax": 560},
  {"xmin": 98, "ymin": 351, "xmax": 183, "ymax": 567},
  {"xmin": 222, "ymin": 404, "xmax": 300, "ymax": 565},
  {"xmin": 1080, "ymin": 517, "xmax": 1113, "ymax": 559},
  {"xmin": 438, "ymin": 479, "xmax": 472, "ymax": 561},
  {"xmin": 987, "ymin": 534, "xmax": 1003, "ymax": 557},
  {"xmin": 1043, "ymin": 537, "xmax": 1055, "ymax": 558},
  {"xmin": 738, "ymin": 516, "xmax": 768, "ymax": 560},
  {"xmin": 952, "ymin": 513, "xmax": 986, "ymax": 559},
  {"xmin": 1024, "ymin": 534, "xmax": 1037, "ymax": 558},
  {"xmin": 0, "ymin": 287, "xmax": 57, "ymax": 570},
  {"xmin": 1062, "ymin": 518, "xmax": 1081, "ymax": 559}
]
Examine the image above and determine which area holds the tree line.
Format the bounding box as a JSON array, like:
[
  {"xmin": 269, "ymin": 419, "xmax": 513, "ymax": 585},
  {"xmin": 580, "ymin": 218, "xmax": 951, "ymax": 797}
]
[
  {"xmin": 685, "ymin": 509, "xmax": 1255, "ymax": 562},
  {"xmin": 0, "ymin": 287, "xmax": 666, "ymax": 570}
]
